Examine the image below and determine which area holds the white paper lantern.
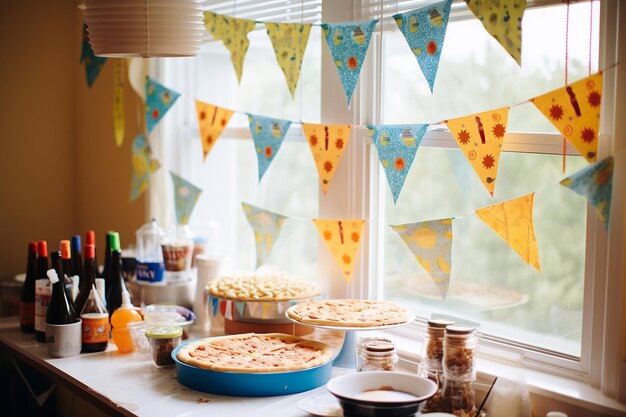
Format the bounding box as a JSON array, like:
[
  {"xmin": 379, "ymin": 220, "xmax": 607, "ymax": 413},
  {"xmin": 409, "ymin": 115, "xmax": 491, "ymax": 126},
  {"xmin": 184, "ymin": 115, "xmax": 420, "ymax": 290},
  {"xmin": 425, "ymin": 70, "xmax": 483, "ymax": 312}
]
[{"xmin": 84, "ymin": 0, "xmax": 204, "ymax": 58}]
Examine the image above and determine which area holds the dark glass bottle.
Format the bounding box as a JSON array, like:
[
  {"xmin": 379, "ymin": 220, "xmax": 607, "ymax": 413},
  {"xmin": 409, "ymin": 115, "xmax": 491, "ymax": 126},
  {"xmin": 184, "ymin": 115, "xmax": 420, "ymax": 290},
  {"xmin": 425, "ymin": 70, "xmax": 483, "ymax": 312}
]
[
  {"xmin": 107, "ymin": 234, "xmax": 124, "ymax": 317},
  {"xmin": 100, "ymin": 230, "xmax": 115, "ymax": 282},
  {"xmin": 74, "ymin": 244, "xmax": 98, "ymax": 315},
  {"xmin": 19, "ymin": 242, "xmax": 38, "ymax": 333},
  {"xmin": 85, "ymin": 230, "xmax": 98, "ymax": 276},
  {"xmin": 70, "ymin": 235, "xmax": 83, "ymax": 280},
  {"xmin": 35, "ymin": 240, "xmax": 50, "ymax": 343},
  {"xmin": 45, "ymin": 254, "xmax": 78, "ymax": 325},
  {"xmin": 59, "ymin": 240, "xmax": 76, "ymax": 308}
]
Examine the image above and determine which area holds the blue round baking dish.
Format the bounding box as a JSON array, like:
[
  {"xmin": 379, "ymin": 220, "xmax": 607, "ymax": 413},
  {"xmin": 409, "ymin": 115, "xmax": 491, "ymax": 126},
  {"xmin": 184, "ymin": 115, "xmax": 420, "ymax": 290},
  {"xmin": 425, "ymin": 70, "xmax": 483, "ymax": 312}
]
[{"xmin": 171, "ymin": 343, "xmax": 333, "ymax": 396}]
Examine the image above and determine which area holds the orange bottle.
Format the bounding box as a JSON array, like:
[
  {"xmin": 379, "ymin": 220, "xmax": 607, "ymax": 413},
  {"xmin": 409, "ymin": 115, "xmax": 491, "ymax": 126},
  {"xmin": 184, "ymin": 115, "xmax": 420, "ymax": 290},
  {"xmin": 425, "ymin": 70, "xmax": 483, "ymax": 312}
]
[{"xmin": 111, "ymin": 291, "xmax": 142, "ymax": 353}]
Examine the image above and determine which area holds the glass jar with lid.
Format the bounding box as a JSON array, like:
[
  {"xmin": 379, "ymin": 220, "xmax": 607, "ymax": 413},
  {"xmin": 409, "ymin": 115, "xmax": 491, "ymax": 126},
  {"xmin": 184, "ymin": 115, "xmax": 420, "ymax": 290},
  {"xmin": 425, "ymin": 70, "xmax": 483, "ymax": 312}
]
[
  {"xmin": 419, "ymin": 319, "xmax": 454, "ymax": 385},
  {"xmin": 443, "ymin": 325, "xmax": 478, "ymax": 382},
  {"xmin": 356, "ymin": 339, "xmax": 398, "ymax": 372}
]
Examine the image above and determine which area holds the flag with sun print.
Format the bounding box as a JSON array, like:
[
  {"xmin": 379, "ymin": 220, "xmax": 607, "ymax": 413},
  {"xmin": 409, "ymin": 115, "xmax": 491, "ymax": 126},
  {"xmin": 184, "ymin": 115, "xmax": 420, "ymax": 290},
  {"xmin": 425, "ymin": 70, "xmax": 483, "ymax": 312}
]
[
  {"xmin": 170, "ymin": 172, "xmax": 202, "ymax": 225},
  {"xmin": 196, "ymin": 100, "xmax": 234, "ymax": 160},
  {"xmin": 475, "ymin": 193, "xmax": 540, "ymax": 271},
  {"xmin": 368, "ymin": 124, "xmax": 428, "ymax": 204},
  {"xmin": 248, "ymin": 114, "xmax": 292, "ymax": 182},
  {"xmin": 313, "ymin": 219, "xmax": 365, "ymax": 283},
  {"xmin": 130, "ymin": 134, "xmax": 160, "ymax": 202},
  {"xmin": 393, "ymin": 0, "xmax": 453, "ymax": 92},
  {"xmin": 204, "ymin": 12, "xmax": 256, "ymax": 83},
  {"xmin": 446, "ymin": 107, "xmax": 509, "ymax": 196},
  {"xmin": 321, "ymin": 19, "xmax": 378, "ymax": 106},
  {"xmin": 465, "ymin": 0, "xmax": 527, "ymax": 65},
  {"xmin": 530, "ymin": 73, "xmax": 603, "ymax": 163},
  {"xmin": 266, "ymin": 22, "xmax": 312, "ymax": 97},
  {"xmin": 391, "ymin": 219, "xmax": 453, "ymax": 300},
  {"xmin": 302, "ymin": 123, "xmax": 352, "ymax": 193},
  {"xmin": 560, "ymin": 156, "xmax": 614, "ymax": 230},
  {"xmin": 242, "ymin": 203, "xmax": 288, "ymax": 268},
  {"xmin": 145, "ymin": 77, "xmax": 181, "ymax": 133},
  {"xmin": 81, "ymin": 22, "xmax": 107, "ymax": 88}
]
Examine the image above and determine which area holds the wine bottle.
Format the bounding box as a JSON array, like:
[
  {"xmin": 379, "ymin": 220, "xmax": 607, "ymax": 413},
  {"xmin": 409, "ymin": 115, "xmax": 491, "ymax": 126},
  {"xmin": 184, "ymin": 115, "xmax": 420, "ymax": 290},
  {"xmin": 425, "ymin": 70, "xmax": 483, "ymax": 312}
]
[
  {"xmin": 100, "ymin": 230, "xmax": 115, "ymax": 282},
  {"xmin": 85, "ymin": 230, "xmax": 98, "ymax": 276},
  {"xmin": 51, "ymin": 251, "xmax": 77, "ymax": 319},
  {"xmin": 59, "ymin": 240, "xmax": 76, "ymax": 306},
  {"xmin": 19, "ymin": 242, "xmax": 38, "ymax": 333},
  {"xmin": 46, "ymin": 253, "xmax": 78, "ymax": 325},
  {"xmin": 107, "ymin": 234, "xmax": 125, "ymax": 317},
  {"xmin": 70, "ymin": 235, "xmax": 83, "ymax": 280},
  {"xmin": 35, "ymin": 240, "xmax": 50, "ymax": 343},
  {"xmin": 80, "ymin": 285, "xmax": 109, "ymax": 353},
  {"xmin": 45, "ymin": 268, "xmax": 81, "ymax": 358},
  {"xmin": 74, "ymin": 244, "xmax": 97, "ymax": 315}
]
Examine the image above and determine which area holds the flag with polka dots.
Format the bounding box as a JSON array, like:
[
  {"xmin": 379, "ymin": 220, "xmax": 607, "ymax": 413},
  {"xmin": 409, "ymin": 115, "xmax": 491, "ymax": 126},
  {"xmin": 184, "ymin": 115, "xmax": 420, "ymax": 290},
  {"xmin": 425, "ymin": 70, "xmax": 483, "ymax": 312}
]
[
  {"xmin": 196, "ymin": 100, "xmax": 234, "ymax": 160},
  {"xmin": 390, "ymin": 219, "xmax": 453, "ymax": 300},
  {"xmin": 170, "ymin": 172, "xmax": 202, "ymax": 225},
  {"xmin": 313, "ymin": 219, "xmax": 365, "ymax": 283},
  {"xmin": 531, "ymin": 73, "xmax": 603, "ymax": 163},
  {"xmin": 241, "ymin": 203, "xmax": 287, "ymax": 268},
  {"xmin": 302, "ymin": 123, "xmax": 352, "ymax": 194},
  {"xmin": 247, "ymin": 114, "xmax": 292, "ymax": 182},
  {"xmin": 145, "ymin": 77, "xmax": 181, "ymax": 133},
  {"xmin": 130, "ymin": 134, "xmax": 160, "ymax": 202},
  {"xmin": 368, "ymin": 124, "xmax": 428, "ymax": 204},
  {"xmin": 446, "ymin": 107, "xmax": 509, "ymax": 197},
  {"xmin": 393, "ymin": 0, "xmax": 452, "ymax": 93},
  {"xmin": 321, "ymin": 19, "xmax": 378, "ymax": 106}
]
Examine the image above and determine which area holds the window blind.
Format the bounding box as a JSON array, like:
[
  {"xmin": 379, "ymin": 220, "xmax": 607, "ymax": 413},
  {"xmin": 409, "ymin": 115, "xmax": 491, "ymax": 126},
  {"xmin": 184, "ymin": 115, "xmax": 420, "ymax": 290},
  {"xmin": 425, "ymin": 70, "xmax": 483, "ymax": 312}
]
[{"xmin": 202, "ymin": 0, "xmax": 322, "ymax": 23}]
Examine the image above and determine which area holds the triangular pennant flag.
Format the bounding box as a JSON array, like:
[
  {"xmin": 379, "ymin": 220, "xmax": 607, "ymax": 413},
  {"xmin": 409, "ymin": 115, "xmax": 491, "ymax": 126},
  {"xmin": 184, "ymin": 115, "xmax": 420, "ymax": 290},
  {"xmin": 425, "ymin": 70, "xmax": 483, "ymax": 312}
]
[
  {"xmin": 248, "ymin": 114, "xmax": 292, "ymax": 181},
  {"xmin": 530, "ymin": 73, "xmax": 603, "ymax": 163},
  {"xmin": 367, "ymin": 124, "xmax": 428, "ymax": 204},
  {"xmin": 465, "ymin": 0, "xmax": 526, "ymax": 66},
  {"xmin": 81, "ymin": 23, "xmax": 107, "ymax": 88},
  {"xmin": 393, "ymin": 0, "xmax": 453, "ymax": 92},
  {"xmin": 196, "ymin": 101, "xmax": 234, "ymax": 160},
  {"xmin": 321, "ymin": 20, "xmax": 378, "ymax": 106},
  {"xmin": 241, "ymin": 203, "xmax": 287, "ymax": 268},
  {"xmin": 170, "ymin": 172, "xmax": 202, "ymax": 225},
  {"xmin": 235, "ymin": 301, "xmax": 245, "ymax": 317},
  {"xmin": 475, "ymin": 193, "xmax": 540, "ymax": 271},
  {"xmin": 113, "ymin": 59, "xmax": 125, "ymax": 147},
  {"xmin": 446, "ymin": 107, "xmax": 509, "ymax": 196},
  {"xmin": 224, "ymin": 300, "xmax": 234, "ymax": 320},
  {"xmin": 204, "ymin": 12, "xmax": 256, "ymax": 83},
  {"xmin": 302, "ymin": 123, "xmax": 352, "ymax": 193},
  {"xmin": 313, "ymin": 219, "xmax": 365, "ymax": 283},
  {"xmin": 211, "ymin": 296, "xmax": 219, "ymax": 316},
  {"xmin": 560, "ymin": 156, "xmax": 614, "ymax": 230},
  {"xmin": 219, "ymin": 299, "xmax": 227, "ymax": 317},
  {"xmin": 266, "ymin": 22, "xmax": 312, "ymax": 97},
  {"xmin": 145, "ymin": 77, "xmax": 181, "ymax": 133},
  {"xmin": 130, "ymin": 134, "xmax": 160, "ymax": 202},
  {"xmin": 390, "ymin": 219, "xmax": 453, "ymax": 300}
]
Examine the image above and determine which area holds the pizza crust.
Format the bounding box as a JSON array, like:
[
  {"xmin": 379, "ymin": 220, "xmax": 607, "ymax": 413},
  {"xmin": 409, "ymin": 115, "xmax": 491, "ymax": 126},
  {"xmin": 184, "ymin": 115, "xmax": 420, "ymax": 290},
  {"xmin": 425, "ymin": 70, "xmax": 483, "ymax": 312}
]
[
  {"xmin": 286, "ymin": 299, "xmax": 409, "ymax": 328},
  {"xmin": 208, "ymin": 273, "xmax": 321, "ymax": 302}
]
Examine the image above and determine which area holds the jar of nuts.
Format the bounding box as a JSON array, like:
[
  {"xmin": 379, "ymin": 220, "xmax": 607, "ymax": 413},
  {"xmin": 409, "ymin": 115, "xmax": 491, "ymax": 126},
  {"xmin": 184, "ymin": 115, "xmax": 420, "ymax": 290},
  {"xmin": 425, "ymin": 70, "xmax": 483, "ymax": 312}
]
[
  {"xmin": 422, "ymin": 379, "xmax": 476, "ymax": 415},
  {"xmin": 419, "ymin": 319, "xmax": 454, "ymax": 385},
  {"xmin": 356, "ymin": 339, "xmax": 398, "ymax": 372},
  {"xmin": 443, "ymin": 325, "xmax": 478, "ymax": 382}
]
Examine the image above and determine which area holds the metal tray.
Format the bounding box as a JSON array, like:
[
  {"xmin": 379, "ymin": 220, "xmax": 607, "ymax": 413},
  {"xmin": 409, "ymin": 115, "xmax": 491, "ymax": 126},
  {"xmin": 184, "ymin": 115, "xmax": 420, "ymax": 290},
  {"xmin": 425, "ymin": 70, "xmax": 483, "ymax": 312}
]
[{"xmin": 208, "ymin": 294, "xmax": 323, "ymax": 324}]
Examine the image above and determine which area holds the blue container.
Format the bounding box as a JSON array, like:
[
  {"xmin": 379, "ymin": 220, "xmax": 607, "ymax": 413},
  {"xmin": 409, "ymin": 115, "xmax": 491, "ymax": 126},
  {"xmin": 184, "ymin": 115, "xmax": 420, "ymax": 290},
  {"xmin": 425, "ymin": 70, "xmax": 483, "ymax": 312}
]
[
  {"xmin": 171, "ymin": 343, "xmax": 333, "ymax": 397},
  {"xmin": 135, "ymin": 261, "xmax": 164, "ymax": 283}
]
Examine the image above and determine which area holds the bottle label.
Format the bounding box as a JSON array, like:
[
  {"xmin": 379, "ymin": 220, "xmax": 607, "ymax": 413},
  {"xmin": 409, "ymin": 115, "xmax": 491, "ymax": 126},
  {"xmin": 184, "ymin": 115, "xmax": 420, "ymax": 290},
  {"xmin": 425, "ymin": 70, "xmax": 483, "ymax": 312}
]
[
  {"xmin": 20, "ymin": 302, "xmax": 35, "ymax": 326},
  {"xmin": 136, "ymin": 261, "xmax": 165, "ymax": 283},
  {"xmin": 162, "ymin": 244, "xmax": 190, "ymax": 272},
  {"xmin": 35, "ymin": 280, "xmax": 52, "ymax": 332},
  {"xmin": 81, "ymin": 314, "xmax": 109, "ymax": 344}
]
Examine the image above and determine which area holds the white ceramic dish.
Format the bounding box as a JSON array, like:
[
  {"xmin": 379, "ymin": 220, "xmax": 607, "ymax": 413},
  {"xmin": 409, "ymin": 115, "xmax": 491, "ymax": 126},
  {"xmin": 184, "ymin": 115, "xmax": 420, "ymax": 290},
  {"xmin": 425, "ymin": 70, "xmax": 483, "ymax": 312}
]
[{"xmin": 297, "ymin": 392, "xmax": 343, "ymax": 417}]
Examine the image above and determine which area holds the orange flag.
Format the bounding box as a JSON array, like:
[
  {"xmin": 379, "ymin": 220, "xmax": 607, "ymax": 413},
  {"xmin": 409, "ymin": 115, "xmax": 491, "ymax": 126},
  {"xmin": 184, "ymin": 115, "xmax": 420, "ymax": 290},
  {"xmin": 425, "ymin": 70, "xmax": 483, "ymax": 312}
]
[
  {"xmin": 302, "ymin": 124, "xmax": 352, "ymax": 193},
  {"xmin": 475, "ymin": 193, "xmax": 540, "ymax": 271},
  {"xmin": 446, "ymin": 107, "xmax": 509, "ymax": 196},
  {"xmin": 195, "ymin": 100, "xmax": 234, "ymax": 160},
  {"xmin": 530, "ymin": 73, "xmax": 603, "ymax": 163},
  {"xmin": 313, "ymin": 219, "xmax": 365, "ymax": 283}
]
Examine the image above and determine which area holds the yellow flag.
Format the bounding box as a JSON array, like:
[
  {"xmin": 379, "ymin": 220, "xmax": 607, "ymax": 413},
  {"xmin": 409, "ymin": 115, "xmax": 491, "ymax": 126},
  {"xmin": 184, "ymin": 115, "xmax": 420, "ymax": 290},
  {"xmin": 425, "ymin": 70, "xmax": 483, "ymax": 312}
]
[
  {"xmin": 475, "ymin": 193, "xmax": 540, "ymax": 271},
  {"xmin": 266, "ymin": 23, "xmax": 312, "ymax": 98},
  {"xmin": 530, "ymin": 73, "xmax": 602, "ymax": 163},
  {"xmin": 204, "ymin": 12, "xmax": 256, "ymax": 83},
  {"xmin": 313, "ymin": 219, "xmax": 365, "ymax": 283},
  {"xmin": 195, "ymin": 100, "xmax": 234, "ymax": 160},
  {"xmin": 113, "ymin": 59, "xmax": 125, "ymax": 147},
  {"xmin": 302, "ymin": 123, "xmax": 352, "ymax": 193},
  {"xmin": 446, "ymin": 107, "xmax": 509, "ymax": 196}
]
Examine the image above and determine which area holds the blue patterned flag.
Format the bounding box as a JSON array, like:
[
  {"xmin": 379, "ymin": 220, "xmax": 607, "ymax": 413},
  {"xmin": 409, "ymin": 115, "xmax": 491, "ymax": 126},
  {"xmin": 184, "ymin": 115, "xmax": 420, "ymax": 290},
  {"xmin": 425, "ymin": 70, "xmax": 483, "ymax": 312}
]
[
  {"xmin": 130, "ymin": 134, "xmax": 160, "ymax": 202},
  {"xmin": 170, "ymin": 172, "xmax": 202, "ymax": 225},
  {"xmin": 145, "ymin": 77, "xmax": 181, "ymax": 133},
  {"xmin": 247, "ymin": 114, "xmax": 292, "ymax": 182},
  {"xmin": 321, "ymin": 19, "xmax": 378, "ymax": 106},
  {"xmin": 241, "ymin": 203, "xmax": 287, "ymax": 268},
  {"xmin": 81, "ymin": 23, "xmax": 106, "ymax": 88},
  {"xmin": 393, "ymin": 0, "xmax": 453, "ymax": 92},
  {"xmin": 368, "ymin": 124, "xmax": 428, "ymax": 204},
  {"xmin": 560, "ymin": 156, "xmax": 614, "ymax": 230}
]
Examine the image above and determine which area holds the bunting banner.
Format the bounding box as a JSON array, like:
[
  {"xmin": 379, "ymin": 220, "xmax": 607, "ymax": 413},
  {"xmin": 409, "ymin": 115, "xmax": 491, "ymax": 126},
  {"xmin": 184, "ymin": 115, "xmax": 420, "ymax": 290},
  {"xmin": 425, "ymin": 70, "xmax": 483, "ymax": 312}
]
[
  {"xmin": 393, "ymin": 0, "xmax": 453, "ymax": 92},
  {"xmin": 266, "ymin": 22, "xmax": 312, "ymax": 97},
  {"xmin": 170, "ymin": 172, "xmax": 202, "ymax": 225},
  {"xmin": 465, "ymin": 0, "xmax": 526, "ymax": 65},
  {"xmin": 241, "ymin": 203, "xmax": 287, "ymax": 268},
  {"xmin": 530, "ymin": 73, "xmax": 603, "ymax": 163},
  {"xmin": 196, "ymin": 101, "xmax": 234, "ymax": 160},
  {"xmin": 113, "ymin": 59, "xmax": 125, "ymax": 147},
  {"xmin": 475, "ymin": 193, "xmax": 540, "ymax": 271},
  {"xmin": 321, "ymin": 19, "xmax": 378, "ymax": 106},
  {"xmin": 368, "ymin": 124, "xmax": 428, "ymax": 204},
  {"xmin": 130, "ymin": 134, "xmax": 160, "ymax": 202},
  {"xmin": 446, "ymin": 107, "xmax": 509, "ymax": 196},
  {"xmin": 248, "ymin": 114, "xmax": 292, "ymax": 181},
  {"xmin": 145, "ymin": 77, "xmax": 181, "ymax": 133},
  {"xmin": 313, "ymin": 219, "xmax": 365, "ymax": 283},
  {"xmin": 302, "ymin": 123, "xmax": 352, "ymax": 193},
  {"xmin": 560, "ymin": 156, "xmax": 614, "ymax": 230},
  {"xmin": 204, "ymin": 12, "xmax": 256, "ymax": 83},
  {"xmin": 81, "ymin": 23, "xmax": 106, "ymax": 88},
  {"xmin": 390, "ymin": 219, "xmax": 453, "ymax": 300}
]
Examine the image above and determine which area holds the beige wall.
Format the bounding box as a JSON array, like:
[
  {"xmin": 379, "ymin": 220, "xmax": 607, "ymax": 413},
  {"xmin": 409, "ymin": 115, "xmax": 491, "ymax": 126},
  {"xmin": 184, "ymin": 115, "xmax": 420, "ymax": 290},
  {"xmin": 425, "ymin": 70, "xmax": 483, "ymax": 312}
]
[{"xmin": 0, "ymin": 0, "xmax": 145, "ymax": 278}]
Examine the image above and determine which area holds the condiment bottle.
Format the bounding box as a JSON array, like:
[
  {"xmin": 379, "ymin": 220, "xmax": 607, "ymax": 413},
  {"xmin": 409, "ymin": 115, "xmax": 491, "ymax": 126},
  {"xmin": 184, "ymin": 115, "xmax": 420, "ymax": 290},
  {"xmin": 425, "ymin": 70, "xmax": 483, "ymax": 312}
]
[
  {"xmin": 51, "ymin": 251, "xmax": 77, "ymax": 319},
  {"xmin": 59, "ymin": 240, "xmax": 77, "ymax": 312},
  {"xmin": 135, "ymin": 219, "xmax": 165, "ymax": 284},
  {"xmin": 74, "ymin": 244, "xmax": 98, "ymax": 315},
  {"xmin": 45, "ymin": 264, "xmax": 81, "ymax": 358},
  {"xmin": 356, "ymin": 339, "xmax": 398, "ymax": 372},
  {"xmin": 70, "ymin": 235, "xmax": 83, "ymax": 279},
  {"xmin": 100, "ymin": 231, "xmax": 116, "ymax": 287},
  {"xmin": 85, "ymin": 230, "xmax": 99, "ymax": 276},
  {"xmin": 19, "ymin": 242, "xmax": 38, "ymax": 333},
  {"xmin": 35, "ymin": 240, "xmax": 50, "ymax": 343},
  {"xmin": 106, "ymin": 233, "xmax": 124, "ymax": 315},
  {"xmin": 80, "ymin": 285, "xmax": 109, "ymax": 353},
  {"xmin": 111, "ymin": 290, "xmax": 143, "ymax": 353}
]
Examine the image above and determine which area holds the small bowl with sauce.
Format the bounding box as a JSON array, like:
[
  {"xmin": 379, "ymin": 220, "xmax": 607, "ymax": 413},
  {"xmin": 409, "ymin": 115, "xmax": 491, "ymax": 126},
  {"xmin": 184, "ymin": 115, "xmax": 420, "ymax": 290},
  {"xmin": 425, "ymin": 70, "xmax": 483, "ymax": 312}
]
[{"xmin": 326, "ymin": 371, "xmax": 437, "ymax": 417}]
